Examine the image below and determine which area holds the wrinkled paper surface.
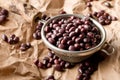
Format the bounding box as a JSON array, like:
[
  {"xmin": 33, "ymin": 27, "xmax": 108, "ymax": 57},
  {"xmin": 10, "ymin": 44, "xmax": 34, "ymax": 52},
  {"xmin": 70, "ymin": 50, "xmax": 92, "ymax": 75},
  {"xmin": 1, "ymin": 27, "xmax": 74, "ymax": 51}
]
[{"xmin": 0, "ymin": 0, "xmax": 120, "ymax": 80}]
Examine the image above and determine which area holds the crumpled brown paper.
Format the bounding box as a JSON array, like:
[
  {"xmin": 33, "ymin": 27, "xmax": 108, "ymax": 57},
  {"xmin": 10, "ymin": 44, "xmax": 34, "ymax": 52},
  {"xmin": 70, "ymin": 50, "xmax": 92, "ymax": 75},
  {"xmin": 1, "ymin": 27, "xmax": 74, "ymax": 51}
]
[{"xmin": 0, "ymin": 0, "xmax": 120, "ymax": 80}]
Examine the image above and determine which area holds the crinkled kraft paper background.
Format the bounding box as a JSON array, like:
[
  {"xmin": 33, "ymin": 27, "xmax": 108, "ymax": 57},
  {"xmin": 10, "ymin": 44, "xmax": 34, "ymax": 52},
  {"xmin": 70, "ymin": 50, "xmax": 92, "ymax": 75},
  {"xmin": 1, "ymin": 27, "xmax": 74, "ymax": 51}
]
[{"xmin": 0, "ymin": 0, "xmax": 120, "ymax": 80}]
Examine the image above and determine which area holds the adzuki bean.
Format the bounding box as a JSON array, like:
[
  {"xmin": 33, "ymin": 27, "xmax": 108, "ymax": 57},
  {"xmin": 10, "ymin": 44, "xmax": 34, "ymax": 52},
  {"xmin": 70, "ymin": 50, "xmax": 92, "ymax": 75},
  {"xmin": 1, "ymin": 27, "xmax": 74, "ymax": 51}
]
[
  {"xmin": 34, "ymin": 51, "xmax": 105, "ymax": 80},
  {"xmin": 44, "ymin": 16, "xmax": 101, "ymax": 51}
]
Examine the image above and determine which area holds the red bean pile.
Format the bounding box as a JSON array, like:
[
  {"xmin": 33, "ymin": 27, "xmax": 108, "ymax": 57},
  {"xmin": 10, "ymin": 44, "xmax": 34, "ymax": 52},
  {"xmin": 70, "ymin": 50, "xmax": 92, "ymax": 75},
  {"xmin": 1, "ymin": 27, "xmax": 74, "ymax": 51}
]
[
  {"xmin": 44, "ymin": 16, "xmax": 101, "ymax": 51},
  {"xmin": 33, "ymin": 22, "xmax": 43, "ymax": 40},
  {"xmin": 34, "ymin": 51, "xmax": 105, "ymax": 80},
  {"xmin": 0, "ymin": 8, "xmax": 9, "ymax": 24},
  {"xmin": 2, "ymin": 34, "xmax": 19, "ymax": 44},
  {"xmin": 88, "ymin": 10, "xmax": 117, "ymax": 25},
  {"xmin": 77, "ymin": 52, "xmax": 104, "ymax": 80},
  {"xmin": 34, "ymin": 51, "xmax": 76, "ymax": 72},
  {"xmin": 20, "ymin": 42, "xmax": 31, "ymax": 51},
  {"xmin": 77, "ymin": 61, "xmax": 96, "ymax": 80},
  {"xmin": 33, "ymin": 14, "xmax": 50, "ymax": 40}
]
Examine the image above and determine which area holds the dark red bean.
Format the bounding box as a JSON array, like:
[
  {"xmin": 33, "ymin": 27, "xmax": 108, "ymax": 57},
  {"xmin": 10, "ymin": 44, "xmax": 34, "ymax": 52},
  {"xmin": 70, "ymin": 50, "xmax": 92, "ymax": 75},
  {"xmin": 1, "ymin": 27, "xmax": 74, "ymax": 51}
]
[
  {"xmin": 54, "ymin": 64, "xmax": 64, "ymax": 71},
  {"xmin": 58, "ymin": 21, "xmax": 63, "ymax": 25},
  {"xmin": 87, "ymin": 13, "xmax": 93, "ymax": 18},
  {"xmin": 7, "ymin": 34, "xmax": 19, "ymax": 44},
  {"xmin": 65, "ymin": 62, "xmax": 71, "ymax": 68},
  {"xmin": 67, "ymin": 40, "xmax": 74, "ymax": 45},
  {"xmin": 72, "ymin": 36, "xmax": 76, "ymax": 41},
  {"xmin": 58, "ymin": 58, "xmax": 62, "ymax": 62},
  {"xmin": 0, "ymin": 15, "xmax": 6, "ymax": 23},
  {"xmin": 61, "ymin": 24, "xmax": 67, "ymax": 28},
  {"xmin": 74, "ymin": 43, "xmax": 81, "ymax": 50},
  {"xmin": 60, "ymin": 61, "xmax": 66, "ymax": 67},
  {"xmin": 79, "ymin": 63, "xmax": 84, "ymax": 68},
  {"xmin": 13, "ymin": 37, "xmax": 19, "ymax": 43},
  {"xmin": 46, "ymin": 33, "xmax": 52, "ymax": 39},
  {"xmin": 84, "ymin": 25, "xmax": 91, "ymax": 31},
  {"xmin": 53, "ymin": 24, "xmax": 59, "ymax": 29},
  {"xmin": 81, "ymin": 27, "xmax": 86, "ymax": 33},
  {"xmin": 83, "ymin": 38, "xmax": 90, "ymax": 43},
  {"xmin": 91, "ymin": 38, "xmax": 97, "ymax": 43},
  {"xmin": 38, "ymin": 62, "xmax": 44, "ymax": 68},
  {"xmin": 43, "ymin": 57, "xmax": 49, "ymax": 62},
  {"xmin": 112, "ymin": 16, "xmax": 117, "ymax": 21},
  {"xmin": 75, "ymin": 38, "xmax": 82, "ymax": 43},
  {"xmin": 63, "ymin": 33, "xmax": 69, "ymax": 37},
  {"xmin": 10, "ymin": 34, "xmax": 15, "ymax": 39},
  {"xmin": 85, "ymin": 70, "xmax": 90, "ymax": 74},
  {"xmin": 2, "ymin": 34, "xmax": 8, "ymax": 42},
  {"xmin": 43, "ymin": 60, "xmax": 49, "ymax": 67},
  {"xmin": 105, "ymin": 19, "xmax": 111, "ymax": 24},
  {"xmin": 53, "ymin": 55, "xmax": 59, "ymax": 60},
  {"xmin": 59, "ymin": 10, "xmax": 66, "ymax": 14},
  {"xmin": 53, "ymin": 30, "xmax": 58, "ymax": 34},
  {"xmin": 69, "ymin": 27, "xmax": 75, "ymax": 32},
  {"xmin": 95, "ymin": 35, "xmax": 101, "ymax": 39},
  {"xmin": 93, "ymin": 12, "xmax": 98, "ymax": 16},
  {"xmin": 41, "ymin": 14, "xmax": 47, "ymax": 20},
  {"xmin": 20, "ymin": 43, "xmax": 27, "ymax": 51},
  {"xmin": 36, "ymin": 25, "xmax": 41, "ymax": 30},
  {"xmin": 87, "ymin": 32, "xmax": 94, "ymax": 38},
  {"xmin": 8, "ymin": 38, "xmax": 14, "ymax": 44},
  {"xmin": 104, "ymin": 2, "xmax": 112, "ymax": 8},
  {"xmin": 34, "ymin": 59, "xmax": 39, "ymax": 66},
  {"xmin": 77, "ymin": 74, "xmax": 84, "ymax": 80},
  {"xmin": 51, "ymin": 34, "xmax": 57, "ymax": 40},
  {"xmin": 76, "ymin": 19, "xmax": 82, "ymax": 25},
  {"xmin": 82, "ymin": 76, "xmax": 90, "ymax": 80},
  {"xmin": 44, "ymin": 26, "xmax": 51, "ymax": 33},
  {"xmin": 84, "ymin": 20, "xmax": 91, "ymax": 25},
  {"xmin": 48, "ymin": 52, "xmax": 54, "ymax": 58},
  {"xmin": 68, "ymin": 45, "xmax": 76, "ymax": 51},
  {"xmin": 79, "ymin": 33, "xmax": 85, "ymax": 39},
  {"xmin": 59, "ymin": 28, "xmax": 65, "ymax": 34},
  {"xmin": 58, "ymin": 44, "xmax": 66, "ymax": 49},
  {"xmin": 69, "ymin": 31, "xmax": 76, "ymax": 37},
  {"xmin": 47, "ymin": 63, "xmax": 52, "ymax": 68},
  {"xmin": 0, "ymin": 9, "xmax": 9, "ymax": 16},
  {"xmin": 49, "ymin": 58, "xmax": 54, "ymax": 64},
  {"xmin": 33, "ymin": 32, "xmax": 41, "ymax": 40},
  {"xmin": 26, "ymin": 42, "xmax": 31, "ymax": 48},
  {"xmin": 80, "ymin": 43, "xmax": 84, "ymax": 47},
  {"xmin": 46, "ymin": 75, "xmax": 55, "ymax": 80},
  {"xmin": 92, "ymin": 27, "xmax": 98, "ymax": 32},
  {"xmin": 48, "ymin": 38, "xmax": 55, "ymax": 45},
  {"xmin": 85, "ymin": 43, "xmax": 91, "ymax": 49},
  {"xmin": 78, "ymin": 25, "xmax": 83, "ymax": 29},
  {"xmin": 87, "ymin": 2, "xmax": 92, "ymax": 7},
  {"xmin": 60, "ymin": 39, "xmax": 67, "ymax": 44},
  {"xmin": 56, "ymin": 33, "xmax": 62, "ymax": 37},
  {"xmin": 73, "ymin": 22, "xmax": 78, "ymax": 27},
  {"xmin": 84, "ymin": 61, "xmax": 90, "ymax": 67},
  {"xmin": 64, "ymin": 20, "xmax": 68, "ymax": 24},
  {"xmin": 75, "ymin": 28, "xmax": 81, "ymax": 34},
  {"xmin": 20, "ymin": 46, "xmax": 26, "ymax": 51},
  {"xmin": 78, "ymin": 68, "xmax": 83, "ymax": 74},
  {"xmin": 67, "ymin": 23, "xmax": 72, "ymax": 27},
  {"xmin": 54, "ymin": 59, "xmax": 59, "ymax": 64},
  {"xmin": 70, "ymin": 16, "xmax": 75, "ymax": 20}
]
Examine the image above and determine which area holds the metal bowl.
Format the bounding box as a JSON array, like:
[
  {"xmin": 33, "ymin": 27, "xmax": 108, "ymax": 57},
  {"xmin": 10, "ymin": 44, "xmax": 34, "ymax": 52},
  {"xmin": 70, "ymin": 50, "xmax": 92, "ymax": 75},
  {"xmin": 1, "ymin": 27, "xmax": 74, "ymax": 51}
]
[{"xmin": 41, "ymin": 14, "xmax": 106, "ymax": 63}]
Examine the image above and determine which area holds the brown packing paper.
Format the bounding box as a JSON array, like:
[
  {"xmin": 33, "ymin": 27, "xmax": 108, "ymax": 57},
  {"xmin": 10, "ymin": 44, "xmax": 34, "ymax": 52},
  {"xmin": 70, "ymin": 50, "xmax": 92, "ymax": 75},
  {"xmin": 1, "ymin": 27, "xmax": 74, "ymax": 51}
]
[{"xmin": 0, "ymin": 0, "xmax": 120, "ymax": 80}]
